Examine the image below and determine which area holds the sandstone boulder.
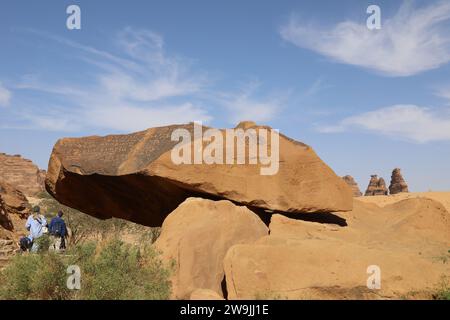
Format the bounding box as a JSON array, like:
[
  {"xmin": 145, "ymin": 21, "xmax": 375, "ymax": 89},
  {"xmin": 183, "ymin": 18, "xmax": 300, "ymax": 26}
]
[
  {"xmin": 0, "ymin": 153, "xmax": 46, "ymax": 196},
  {"xmin": 342, "ymin": 175, "xmax": 362, "ymax": 197},
  {"xmin": 45, "ymin": 122, "xmax": 352, "ymax": 226},
  {"xmin": 0, "ymin": 179, "xmax": 30, "ymax": 239},
  {"xmin": 190, "ymin": 289, "xmax": 224, "ymax": 300},
  {"xmin": 389, "ymin": 168, "xmax": 409, "ymax": 194},
  {"xmin": 154, "ymin": 197, "xmax": 268, "ymax": 299},
  {"xmin": 364, "ymin": 175, "xmax": 388, "ymax": 196},
  {"xmin": 223, "ymin": 198, "xmax": 450, "ymax": 299}
]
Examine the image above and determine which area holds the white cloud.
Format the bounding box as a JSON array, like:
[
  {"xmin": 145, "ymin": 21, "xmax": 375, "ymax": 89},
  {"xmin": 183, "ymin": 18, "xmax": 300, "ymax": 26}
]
[
  {"xmin": 217, "ymin": 81, "xmax": 285, "ymax": 124},
  {"xmin": 435, "ymin": 86, "xmax": 450, "ymax": 102},
  {"xmin": 0, "ymin": 83, "xmax": 11, "ymax": 107},
  {"xmin": 10, "ymin": 28, "xmax": 211, "ymax": 132},
  {"xmin": 280, "ymin": 1, "xmax": 450, "ymax": 76},
  {"xmin": 318, "ymin": 104, "xmax": 450, "ymax": 143},
  {"xmin": 5, "ymin": 27, "xmax": 286, "ymax": 132}
]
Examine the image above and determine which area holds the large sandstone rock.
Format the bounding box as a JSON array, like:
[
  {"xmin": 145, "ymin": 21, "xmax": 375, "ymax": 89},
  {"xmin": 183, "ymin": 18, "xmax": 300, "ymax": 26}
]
[
  {"xmin": 45, "ymin": 122, "xmax": 352, "ymax": 226},
  {"xmin": 389, "ymin": 168, "xmax": 409, "ymax": 195},
  {"xmin": 342, "ymin": 175, "xmax": 362, "ymax": 197},
  {"xmin": 0, "ymin": 179, "xmax": 29, "ymax": 239},
  {"xmin": 154, "ymin": 197, "xmax": 268, "ymax": 299},
  {"xmin": 364, "ymin": 175, "xmax": 388, "ymax": 196},
  {"xmin": 224, "ymin": 198, "xmax": 450, "ymax": 299},
  {"xmin": 190, "ymin": 289, "xmax": 224, "ymax": 300},
  {"xmin": 0, "ymin": 153, "xmax": 46, "ymax": 196}
]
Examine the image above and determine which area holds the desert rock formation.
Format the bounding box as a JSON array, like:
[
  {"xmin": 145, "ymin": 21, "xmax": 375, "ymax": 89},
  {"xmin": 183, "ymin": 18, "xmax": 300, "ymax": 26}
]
[
  {"xmin": 342, "ymin": 175, "xmax": 362, "ymax": 197},
  {"xmin": 223, "ymin": 198, "xmax": 450, "ymax": 299},
  {"xmin": 389, "ymin": 168, "xmax": 409, "ymax": 194},
  {"xmin": 154, "ymin": 197, "xmax": 268, "ymax": 299},
  {"xmin": 364, "ymin": 175, "xmax": 388, "ymax": 196},
  {"xmin": 0, "ymin": 179, "xmax": 29, "ymax": 240},
  {"xmin": 0, "ymin": 153, "xmax": 46, "ymax": 196},
  {"xmin": 45, "ymin": 122, "xmax": 352, "ymax": 226},
  {"xmin": 190, "ymin": 288, "xmax": 224, "ymax": 300}
]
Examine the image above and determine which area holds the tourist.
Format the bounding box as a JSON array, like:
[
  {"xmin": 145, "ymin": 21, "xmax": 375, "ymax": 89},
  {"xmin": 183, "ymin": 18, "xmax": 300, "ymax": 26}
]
[
  {"xmin": 25, "ymin": 206, "xmax": 48, "ymax": 252},
  {"xmin": 48, "ymin": 210, "xmax": 67, "ymax": 252}
]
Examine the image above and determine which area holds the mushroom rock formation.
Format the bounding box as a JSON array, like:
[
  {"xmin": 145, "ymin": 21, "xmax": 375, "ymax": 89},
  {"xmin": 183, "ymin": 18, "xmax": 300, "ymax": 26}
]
[
  {"xmin": 364, "ymin": 175, "xmax": 388, "ymax": 196},
  {"xmin": 389, "ymin": 168, "xmax": 409, "ymax": 195},
  {"xmin": 45, "ymin": 122, "xmax": 353, "ymax": 226},
  {"xmin": 342, "ymin": 175, "xmax": 362, "ymax": 197},
  {"xmin": 0, "ymin": 153, "xmax": 46, "ymax": 196}
]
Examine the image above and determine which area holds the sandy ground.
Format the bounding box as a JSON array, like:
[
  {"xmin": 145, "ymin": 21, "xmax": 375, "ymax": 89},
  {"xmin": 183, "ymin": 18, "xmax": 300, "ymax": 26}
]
[{"xmin": 358, "ymin": 191, "xmax": 450, "ymax": 212}]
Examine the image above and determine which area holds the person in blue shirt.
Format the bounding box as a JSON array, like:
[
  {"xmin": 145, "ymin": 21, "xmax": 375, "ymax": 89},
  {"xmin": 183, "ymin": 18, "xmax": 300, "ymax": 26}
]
[
  {"xmin": 25, "ymin": 206, "xmax": 48, "ymax": 252},
  {"xmin": 49, "ymin": 210, "xmax": 67, "ymax": 252}
]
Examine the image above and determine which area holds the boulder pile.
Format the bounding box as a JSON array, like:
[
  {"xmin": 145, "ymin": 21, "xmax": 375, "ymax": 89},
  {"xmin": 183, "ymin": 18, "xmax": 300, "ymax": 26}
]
[
  {"xmin": 389, "ymin": 168, "xmax": 409, "ymax": 194},
  {"xmin": 342, "ymin": 175, "xmax": 362, "ymax": 197},
  {"xmin": 364, "ymin": 175, "xmax": 388, "ymax": 196}
]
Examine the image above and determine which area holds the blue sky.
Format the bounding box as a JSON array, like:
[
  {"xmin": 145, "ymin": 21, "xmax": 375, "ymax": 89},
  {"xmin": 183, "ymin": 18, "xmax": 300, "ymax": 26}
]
[{"xmin": 1, "ymin": 0, "xmax": 450, "ymax": 192}]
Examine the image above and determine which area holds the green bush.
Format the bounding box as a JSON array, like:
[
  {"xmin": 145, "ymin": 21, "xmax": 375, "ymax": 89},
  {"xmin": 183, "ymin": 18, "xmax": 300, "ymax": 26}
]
[
  {"xmin": 0, "ymin": 253, "xmax": 69, "ymax": 300},
  {"xmin": 0, "ymin": 239, "xmax": 171, "ymax": 300}
]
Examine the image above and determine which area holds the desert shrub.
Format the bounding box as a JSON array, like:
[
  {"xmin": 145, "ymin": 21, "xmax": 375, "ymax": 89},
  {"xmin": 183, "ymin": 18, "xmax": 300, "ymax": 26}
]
[
  {"xmin": 67, "ymin": 239, "xmax": 171, "ymax": 300},
  {"xmin": 34, "ymin": 234, "xmax": 51, "ymax": 253},
  {"xmin": 0, "ymin": 239, "xmax": 171, "ymax": 300},
  {"xmin": 0, "ymin": 253, "xmax": 69, "ymax": 300}
]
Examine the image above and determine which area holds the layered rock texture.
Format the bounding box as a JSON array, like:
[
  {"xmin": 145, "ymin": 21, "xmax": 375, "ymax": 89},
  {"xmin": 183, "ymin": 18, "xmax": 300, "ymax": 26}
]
[
  {"xmin": 0, "ymin": 153, "xmax": 46, "ymax": 196},
  {"xmin": 364, "ymin": 175, "xmax": 388, "ymax": 196},
  {"xmin": 0, "ymin": 179, "xmax": 29, "ymax": 240},
  {"xmin": 342, "ymin": 175, "xmax": 362, "ymax": 197},
  {"xmin": 45, "ymin": 122, "xmax": 352, "ymax": 226},
  {"xmin": 223, "ymin": 198, "xmax": 450, "ymax": 299},
  {"xmin": 154, "ymin": 197, "xmax": 268, "ymax": 299},
  {"xmin": 389, "ymin": 168, "xmax": 409, "ymax": 195}
]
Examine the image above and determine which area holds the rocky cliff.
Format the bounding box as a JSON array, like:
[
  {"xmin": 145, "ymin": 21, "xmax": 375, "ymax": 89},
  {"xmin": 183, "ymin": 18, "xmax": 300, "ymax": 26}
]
[{"xmin": 0, "ymin": 153, "xmax": 46, "ymax": 196}]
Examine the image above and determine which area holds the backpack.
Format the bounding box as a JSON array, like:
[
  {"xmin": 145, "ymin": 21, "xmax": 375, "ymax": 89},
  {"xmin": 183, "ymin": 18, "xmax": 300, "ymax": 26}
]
[{"xmin": 19, "ymin": 237, "xmax": 32, "ymax": 251}]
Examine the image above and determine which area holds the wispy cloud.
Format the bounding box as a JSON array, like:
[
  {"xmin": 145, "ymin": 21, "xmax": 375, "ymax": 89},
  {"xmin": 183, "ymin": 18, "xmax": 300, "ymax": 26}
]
[
  {"xmin": 0, "ymin": 83, "xmax": 11, "ymax": 107},
  {"xmin": 435, "ymin": 86, "xmax": 450, "ymax": 103},
  {"xmin": 216, "ymin": 81, "xmax": 286, "ymax": 124},
  {"xmin": 318, "ymin": 104, "xmax": 450, "ymax": 143},
  {"xmin": 280, "ymin": 1, "xmax": 450, "ymax": 77},
  {"xmin": 4, "ymin": 27, "xmax": 286, "ymax": 132},
  {"xmin": 7, "ymin": 28, "xmax": 212, "ymax": 132}
]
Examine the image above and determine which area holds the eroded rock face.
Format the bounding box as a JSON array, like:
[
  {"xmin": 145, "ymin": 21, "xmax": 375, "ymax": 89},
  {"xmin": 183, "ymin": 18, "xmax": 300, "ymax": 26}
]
[
  {"xmin": 0, "ymin": 153, "xmax": 46, "ymax": 196},
  {"xmin": 342, "ymin": 175, "xmax": 362, "ymax": 197},
  {"xmin": 389, "ymin": 168, "xmax": 409, "ymax": 194},
  {"xmin": 154, "ymin": 197, "xmax": 268, "ymax": 299},
  {"xmin": 364, "ymin": 175, "xmax": 388, "ymax": 196},
  {"xmin": 0, "ymin": 179, "xmax": 30, "ymax": 239},
  {"xmin": 224, "ymin": 198, "xmax": 450, "ymax": 299},
  {"xmin": 45, "ymin": 122, "xmax": 352, "ymax": 226}
]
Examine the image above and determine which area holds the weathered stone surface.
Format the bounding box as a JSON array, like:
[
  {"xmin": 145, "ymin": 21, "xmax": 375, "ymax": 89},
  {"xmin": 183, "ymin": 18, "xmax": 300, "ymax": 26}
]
[
  {"xmin": 154, "ymin": 197, "xmax": 268, "ymax": 299},
  {"xmin": 389, "ymin": 168, "xmax": 409, "ymax": 194},
  {"xmin": 0, "ymin": 153, "xmax": 46, "ymax": 196},
  {"xmin": 0, "ymin": 179, "xmax": 29, "ymax": 239},
  {"xmin": 342, "ymin": 175, "xmax": 362, "ymax": 197},
  {"xmin": 364, "ymin": 175, "xmax": 388, "ymax": 196},
  {"xmin": 224, "ymin": 199, "xmax": 450, "ymax": 299},
  {"xmin": 190, "ymin": 289, "xmax": 224, "ymax": 300},
  {"xmin": 45, "ymin": 122, "xmax": 352, "ymax": 226}
]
